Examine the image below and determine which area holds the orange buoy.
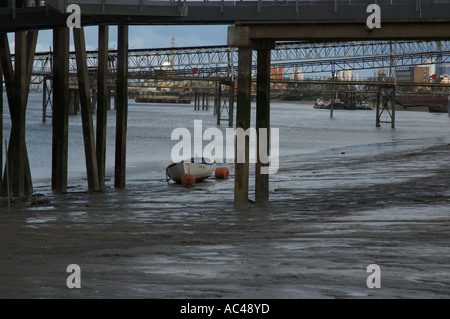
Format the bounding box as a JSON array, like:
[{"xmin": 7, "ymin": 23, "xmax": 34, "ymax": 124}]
[
  {"xmin": 215, "ymin": 167, "xmax": 229, "ymax": 179},
  {"xmin": 181, "ymin": 173, "xmax": 196, "ymax": 187}
]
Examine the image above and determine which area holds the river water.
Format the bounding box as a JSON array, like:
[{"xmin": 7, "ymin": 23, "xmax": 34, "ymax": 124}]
[{"xmin": 1, "ymin": 92, "xmax": 450, "ymax": 299}]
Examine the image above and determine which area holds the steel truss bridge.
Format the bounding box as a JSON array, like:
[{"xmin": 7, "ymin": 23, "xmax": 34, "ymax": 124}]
[
  {"xmin": 28, "ymin": 39, "xmax": 450, "ymax": 87},
  {"xmin": 3, "ymin": 1, "xmax": 450, "ymax": 31}
]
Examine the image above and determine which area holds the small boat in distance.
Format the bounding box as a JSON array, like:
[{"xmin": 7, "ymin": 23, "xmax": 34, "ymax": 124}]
[
  {"xmin": 166, "ymin": 157, "xmax": 216, "ymax": 183},
  {"xmin": 313, "ymin": 98, "xmax": 348, "ymax": 110},
  {"xmin": 313, "ymin": 98, "xmax": 326, "ymax": 109},
  {"xmin": 135, "ymin": 96, "xmax": 191, "ymax": 104}
]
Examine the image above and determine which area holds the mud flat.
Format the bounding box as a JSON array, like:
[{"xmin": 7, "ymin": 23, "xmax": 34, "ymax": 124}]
[{"xmin": 1, "ymin": 143, "xmax": 450, "ymax": 299}]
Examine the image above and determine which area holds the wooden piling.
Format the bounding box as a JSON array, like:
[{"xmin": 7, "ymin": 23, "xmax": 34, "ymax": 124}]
[
  {"xmin": 0, "ymin": 32, "xmax": 14, "ymax": 196},
  {"xmin": 391, "ymin": 89, "xmax": 396, "ymax": 129},
  {"xmin": 229, "ymin": 81, "xmax": 235, "ymax": 128},
  {"xmin": 234, "ymin": 47, "xmax": 252, "ymax": 210},
  {"xmin": 42, "ymin": 77, "xmax": 47, "ymax": 122},
  {"xmin": 52, "ymin": 27, "xmax": 69, "ymax": 193},
  {"xmin": 0, "ymin": 65, "xmax": 2, "ymax": 189},
  {"xmin": 97, "ymin": 25, "xmax": 109, "ymax": 189},
  {"xmin": 216, "ymin": 83, "xmax": 222, "ymax": 125},
  {"xmin": 73, "ymin": 27, "xmax": 100, "ymax": 192},
  {"xmin": 0, "ymin": 31, "xmax": 36, "ymax": 197},
  {"xmin": 203, "ymin": 92, "xmax": 206, "ymax": 110},
  {"xmin": 11, "ymin": 31, "xmax": 27, "ymax": 197},
  {"xmin": 214, "ymin": 82, "xmax": 218, "ymax": 116},
  {"xmin": 376, "ymin": 90, "xmax": 381, "ymax": 127},
  {"xmin": 255, "ymin": 45, "xmax": 271, "ymax": 207},
  {"xmin": 114, "ymin": 25, "xmax": 129, "ymax": 189},
  {"xmin": 23, "ymin": 31, "xmax": 38, "ymax": 195}
]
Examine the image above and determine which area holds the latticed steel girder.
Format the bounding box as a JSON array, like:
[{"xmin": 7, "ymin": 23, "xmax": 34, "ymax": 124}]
[{"xmin": 29, "ymin": 40, "xmax": 450, "ymax": 79}]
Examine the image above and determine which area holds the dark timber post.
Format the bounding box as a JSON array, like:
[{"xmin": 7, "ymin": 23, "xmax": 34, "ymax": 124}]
[
  {"xmin": 0, "ymin": 64, "xmax": 2, "ymax": 188},
  {"xmin": 229, "ymin": 81, "xmax": 235, "ymax": 128},
  {"xmin": 0, "ymin": 31, "xmax": 36, "ymax": 197},
  {"xmin": 376, "ymin": 90, "xmax": 381, "ymax": 127},
  {"xmin": 234, "ymin": 47, "xmax": 252, "ymax": 210},
  {"xmin": 73, "ymin": 27, "xmax": 100, "ymax": 192},
  {"xmin": 42, "ymin": 78, "xmax": 47, "ymax": 122},
  {"xmin": 97, "ymin": 25, "xmax": 109, "ymax": 189},
  {"xmin": 115, "ymin": 25, "xmax": 129, "ymax": 189},
  {"xmin": 52, "ymin": 27, "xmax": 69, "ymax": 193},
  {"xmin": 216, "ymin": 83, "xmax": 222, "ymax": 125},
  {"xmin": 0, "ymin": 32, "xmax": 14, "ymax": 196},
  {"xmin": 255, "ymin": 42, "xmax": 272, "ymax": 207},
  {"xmin": 23, "ymin": 31, "xmax": 37, "ymax": 195},
  {"xmin": 391, "ymin": 88, "xmax": 396, "ymax": 129}
]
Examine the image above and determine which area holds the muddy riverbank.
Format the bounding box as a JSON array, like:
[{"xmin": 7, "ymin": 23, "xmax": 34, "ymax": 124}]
[{"xmin": 1, "ymin": 142, "xmax": 449, "ymax": 298}]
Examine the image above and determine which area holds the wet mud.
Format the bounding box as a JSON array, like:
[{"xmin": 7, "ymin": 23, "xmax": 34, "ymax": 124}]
[{"xmin": 1, "ymin": 143, "xmax": 450, "ymax": 298}]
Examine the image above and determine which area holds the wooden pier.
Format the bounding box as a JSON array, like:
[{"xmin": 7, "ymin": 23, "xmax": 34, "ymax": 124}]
[{"xmin": 1, "ymin": 1, "xmax": 450, "ymax": 208}]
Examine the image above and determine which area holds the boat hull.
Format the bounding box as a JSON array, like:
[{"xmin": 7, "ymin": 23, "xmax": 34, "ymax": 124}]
[
  {"xmin": 135, "ymin": 96, "xmax": 191, "ymax": 104},
  {"xmin": 396, "ymin": 94, "xmax": 450, "ymax": 113},
  {"xmin": 166, "ymin": 158, "xmax": 216, "ymax": 183}
]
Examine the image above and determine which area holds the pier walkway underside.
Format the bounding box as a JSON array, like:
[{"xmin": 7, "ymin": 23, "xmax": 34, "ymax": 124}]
[{"xmin": 1, "ymin": 1, "xmax": 450, "ymax": 208}]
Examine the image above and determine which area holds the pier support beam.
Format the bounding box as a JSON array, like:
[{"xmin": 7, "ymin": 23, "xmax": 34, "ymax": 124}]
[
  {"xmin": 0, "ymin": 64, "xmax": 2, "ymax": 188},
  {"xmin": 376, "ymin": 91, "xmax": 381, "ymax": 127},
  {"xmin": 375, "ymin": 85, "xmax": 396, "ymax": 128},
  {"xmin": 234, "ymin": 47, "xmax": 252, "ymax": 210},
  {"xmin": 114, "ymin": 25, "xmax": 129, "ymax": 189},
  {"xmin": 228, "ymin": 82, "xmax": 235, "ymax": 128},
  {"xmin": 42, "ymin": 76, "xmax": 52, "ymax": 122},
  {"xmin": 216, "ymin": 83, "xmax": 222, "ymax": 124},
  {"xmin": 97, "ymin": 25, "xmax": 109, "ymax": 189},
  {"xmin": 52, "ymin": 27, "xmax": 69, "ymax": 193},
  {"xmin": 255, "ymin": 42, "xmax": 273, "ymax": 207},
  {"xmin": 0, "ymin": 31, "xmax": 36, "ymax": 198},
  {"xmin": 73, "ymin": 27, "xmax": 100, "ymax": 192}
]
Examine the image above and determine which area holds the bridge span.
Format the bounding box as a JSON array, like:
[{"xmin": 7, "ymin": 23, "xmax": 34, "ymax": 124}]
[{"xmin": 1, "ymin": 0, "xmax": 450, "ymax": 207}]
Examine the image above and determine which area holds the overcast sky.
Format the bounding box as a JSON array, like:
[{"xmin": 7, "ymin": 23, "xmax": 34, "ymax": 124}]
[{"xmin": 31, "ymin": 25, "xmax": 229, "ymax": 52}]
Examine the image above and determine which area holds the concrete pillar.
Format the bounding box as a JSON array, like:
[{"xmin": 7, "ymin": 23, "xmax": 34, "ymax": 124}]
[
  {"xmin": 52, "ymin": 27, "xmax": 69, "ymax": 193},
  {"xmin": 255, "ymin": 44, "xmax": 271, "ymax": 207},
  {"xmin": 114, "ymin": 25, "xmax": 129, "ymax": 189},
  {"xmin": 234, "ymin": 47, "xmax": 252, "ymax": 210},
  {"xmin": 73, "ymin": 27, "xmax": 100, "ymax": 192},
  {"xmin": 97, "ymin": 25, "xmax": 109, "ymax": 189}
]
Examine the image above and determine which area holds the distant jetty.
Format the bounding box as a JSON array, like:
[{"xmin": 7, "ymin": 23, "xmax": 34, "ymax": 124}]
[{"xmin": 135, "ymin": 96, "xmax": 192, "ymax": 104}]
